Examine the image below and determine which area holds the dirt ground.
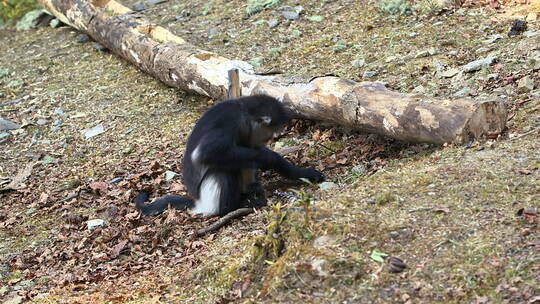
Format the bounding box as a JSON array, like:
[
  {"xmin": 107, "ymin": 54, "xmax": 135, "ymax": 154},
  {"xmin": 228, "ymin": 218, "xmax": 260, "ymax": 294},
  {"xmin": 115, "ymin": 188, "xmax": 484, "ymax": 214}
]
[{"xmin": 0, "ymin": 0, "xmax": 538, "ymax": 303}]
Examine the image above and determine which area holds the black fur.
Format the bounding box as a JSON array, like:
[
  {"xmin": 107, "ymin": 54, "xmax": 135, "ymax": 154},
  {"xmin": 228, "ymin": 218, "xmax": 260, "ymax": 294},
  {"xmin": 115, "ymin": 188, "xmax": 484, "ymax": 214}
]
[
  {"xmin": 135, "ymin": 95, "xmax": 324, "ymax": 216},
  {"xmin": 135, "ymin": 191, "xmax": 194, "ymax": 216}
]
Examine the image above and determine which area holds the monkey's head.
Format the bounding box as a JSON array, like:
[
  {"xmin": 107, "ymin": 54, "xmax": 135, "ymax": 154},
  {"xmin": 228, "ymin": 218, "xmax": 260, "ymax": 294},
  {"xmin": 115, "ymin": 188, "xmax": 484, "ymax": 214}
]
[{"xmin": 243, "ymin": 95, "xmax": 290, "ymax": 147}]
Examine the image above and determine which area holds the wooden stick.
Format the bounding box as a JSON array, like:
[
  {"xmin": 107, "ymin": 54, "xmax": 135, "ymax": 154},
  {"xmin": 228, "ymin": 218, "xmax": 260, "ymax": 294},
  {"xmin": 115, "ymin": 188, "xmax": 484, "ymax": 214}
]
[
  {"xmin": 195, "ymin": 208, "xmax": 254, "ymax": 237},
  {"xmin": 228, "ymin": 68, "xmax": 241, "ymax": 99}
]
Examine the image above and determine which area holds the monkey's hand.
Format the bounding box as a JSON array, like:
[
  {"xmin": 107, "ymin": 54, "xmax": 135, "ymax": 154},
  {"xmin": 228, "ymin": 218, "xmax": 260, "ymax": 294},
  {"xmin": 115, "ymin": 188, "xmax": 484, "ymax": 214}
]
[{"xmin": 297, "ymin": 168, "xmax": 325, "ymax": 183}]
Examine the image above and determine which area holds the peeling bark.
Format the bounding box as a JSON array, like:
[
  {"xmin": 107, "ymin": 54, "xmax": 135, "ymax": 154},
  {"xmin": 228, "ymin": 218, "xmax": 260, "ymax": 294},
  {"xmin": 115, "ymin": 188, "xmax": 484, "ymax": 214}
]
[{"xmin": 37, "ymin": 0, "xmax": 508, "ymax": 144}]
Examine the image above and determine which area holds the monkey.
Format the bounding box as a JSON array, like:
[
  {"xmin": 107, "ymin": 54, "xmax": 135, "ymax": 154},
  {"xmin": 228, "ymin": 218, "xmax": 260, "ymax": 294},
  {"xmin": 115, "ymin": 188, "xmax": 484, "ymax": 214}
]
[{"xmin": 135, "ymin": 95, "xmax": 324, "ymax": 216}]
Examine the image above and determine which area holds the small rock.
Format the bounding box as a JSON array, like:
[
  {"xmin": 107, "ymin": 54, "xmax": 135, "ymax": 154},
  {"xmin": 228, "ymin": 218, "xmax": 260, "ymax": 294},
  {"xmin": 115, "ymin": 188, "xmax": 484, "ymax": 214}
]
[
  {"xmin": 267, "ymin": 19, "xmax": 280, "ymax": 28},
  {"xmin": 433, "ymin": 62, "xmax": 446, "ymax": 73},
  {"xmin": 484, "ymin": 34, "xmax": 504, "ymax": 44},
  {"xmin": 132, "ymin": 2, "xmax": 148, "ymax": 11},
  {"xmin": 307, "ymin": 15, "xmax": 324, "ymax": 22},
  {"xmin": 319, "ymin": 181, "xmax": 337, "ymax": 191},
  {"xmin": 363, "ymin": 71, "xmax": 378, "ymax": 78},
  {"xmin": 453, "ymin": 87, "xmax": 471, "ymax": 97},
  {"xmin": 26, "ymin": 208, "xmax": 37, "ymax": 215},
  {"xmin": 87, "ymin": 219, "xmax": 105, "ymax": 230},
  {"xmin": 165, "ymin": 170, "xmax": 178, "ymax": 181},
  {"xmin": 475, "ymin": 47, "xmax": 491, "ymax": 54},
  {"xmin": 249, "ymin": 57, "xmax": 263, "ymax": 67},
  {"xmin": 4, "ymin": 296, "xmax": 24, "ymax": 304},
  {"xmin": 279, "ymin": 6, "xmax": 303, "ymax": 20},
  {"xmin": 53, "ymin": 108, "xmax": 65, "ymax": 115},
  {"xmin": 311, "ymin": 259, "xmax": 328, "ymax": 276},
  {"xmin": 109, "ymin": 177, "xmax": 123, "ymax": 184},
  {"xmin": 351, "ymin": 58, "xmax": 365, "ymax": 68},
  {"xmin": 416, "ymin": 47, "xmax": 437, "ymax": 58},
  {"xmin": 7, "ymin": 80, "xmax": 24, "ymax": 88},
  {"xmin": 15, "ymin": 10, "xmax": 49, "ymax": 31},
  {"xmin": 528, "ymin": 58, "xmax": 540, "ymax": 70},
  {"xmin": 523, "ymin": 30, "xmax": 540, "ymax": 38},
  {"xmin": 313, "ymin": 235, "xmax": 337, "ymax": 249},
  {"xmin": 0, "ymin": 132, "xmax": 10, "ymax": 140},
  {"xmin": 36, "ymin": 119, "xmax": 48, "ymax": 125},
  {"xmin": 207, "ymin": 27, "xmax": 219, "ymax": 39},
  {"xmin": 518, "ymin": 76, "xmax": 535, "ymax": 93},
  {"xmin": 385, "ymin": 56, "xmax": 397, "ymax": 63},
  {"xmin": 409, "ymin": 32, "xmax": 418, "ymax": 38},
  {"xmin": 0, "ymin": 286, "xmax": 8, "ymax": 296},
  {"xmin": 487, "ymin": 73, "xmax": 499, "ymax": 80},
  {"xmin": 508, "ymin": 20, "xmax": 527, "ymax": 36},
  {"xmin": 49, "ymin": 18, "xmax": 63, "ymax": 28},
  {"xmin": 291, "ymin": 29, "xmax": 302, "ymax": 38},
  {"xmin": 13, "ymin": 279, "xmax": 35, "ymax": 291},
  {"xmin": 526, "ymin": 12, "xmax": 538, "ymax": 22},
  {"xmin": 0, "ymin": 118, "xmax": 21, "ymax": 131},
  {"xmin": 0, "ymin": 67, "xmax": 9, "ymax": 78},
  {"xmin": 462, "ymin": 56, "xmax": 496, "ymax": 73},
  {"xmin": 433, "ymin": 21, "xmax": 443, "ymax": 26},
  {"xmin": 415, "ymin": 50, "xmax": 430, "ymax": 58},
  {"xmin": 412, "ymin": 85, "xmax": 426, "ymax": 94},
  {"xmin": 76, "ymin": 34, "xmax": 90, "ymax": 44},
  {"xmin": 42, "ymin": 155, "xmax": 57, "ymax": 165},
  {"xmin": 440, "ymin": 68, "xmax": 460, "ymax": 78},
  {"xmin": 436, "ymin": 0, "xmax": 460, "ymax": 8},
  {"xmin": 282, "ymin": 11, "xmax": 299, "ymax": 20},
  {"xmin": 93, "ymin": 42, "xmax": 108, "ymax": 52},
  {"xmin": 82, "ymin": 124, "xmax": 105, "ymax": 139},
  {"xmin": 389, "ymin": 231, "xmax": 400, "ymax": 238},
  {"xmin": 351, "ymin": 164, "xmax": 367, "ymax": 176},
  {"xmin": 147, "ymin": 0, "xmax": 168, "ymax": 5}
]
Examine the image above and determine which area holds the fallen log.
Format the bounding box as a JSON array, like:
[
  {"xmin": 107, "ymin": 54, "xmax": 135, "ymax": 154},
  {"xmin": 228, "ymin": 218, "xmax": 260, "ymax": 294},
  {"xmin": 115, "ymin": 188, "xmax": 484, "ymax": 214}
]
[{"xmin": 37, "ymin": 0, "xmax": 507, "ymax": 144}]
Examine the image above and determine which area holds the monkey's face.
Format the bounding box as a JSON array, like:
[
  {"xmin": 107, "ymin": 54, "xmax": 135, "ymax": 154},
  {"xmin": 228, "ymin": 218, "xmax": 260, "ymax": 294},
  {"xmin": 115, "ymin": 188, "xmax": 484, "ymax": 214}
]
[{"xmin": 250, "ymin": 116, "xmax": 285, "ymax": 147}]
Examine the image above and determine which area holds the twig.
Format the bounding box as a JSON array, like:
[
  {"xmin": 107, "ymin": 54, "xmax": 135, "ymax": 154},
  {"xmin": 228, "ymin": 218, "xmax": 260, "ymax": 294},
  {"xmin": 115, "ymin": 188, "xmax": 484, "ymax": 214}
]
[
  {"xmin": 59, "ymin": 191, "xmax": 80, "ymax": 203},
  {"xmin": 195, "ymin": 208, "xmax": 254, "ymax": 237},
  {"xmin": 228, "ymin": 68, "xmax": 241, "ymax": 99},
  {"xmin": 511, "ymin": 127, "xmax": 540, "ymax": 141},
  {"xmin": 0, "ymin": 97, "xmax": 25, "ymax": 107},
  {"xmin": 408, "ymin": 207, "xmax": 433, "ymax": 213}
]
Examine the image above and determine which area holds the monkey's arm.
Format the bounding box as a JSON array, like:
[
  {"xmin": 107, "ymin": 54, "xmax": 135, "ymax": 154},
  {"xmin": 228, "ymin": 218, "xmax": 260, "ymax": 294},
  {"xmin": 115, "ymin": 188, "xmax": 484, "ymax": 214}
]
[
  {"xmin": 259, "ymin": 148, "xmax": 324, "ymax": 183},
  {"xmin": 194, "ymin": 135, "xmax": 276, "ymax": 170}
]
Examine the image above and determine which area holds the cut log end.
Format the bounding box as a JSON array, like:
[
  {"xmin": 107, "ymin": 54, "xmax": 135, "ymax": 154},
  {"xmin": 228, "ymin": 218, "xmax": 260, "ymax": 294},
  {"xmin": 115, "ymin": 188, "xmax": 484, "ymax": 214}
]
[{"xmin": 461, "ymin": 99, "xmax": 508, "ymax": 143}]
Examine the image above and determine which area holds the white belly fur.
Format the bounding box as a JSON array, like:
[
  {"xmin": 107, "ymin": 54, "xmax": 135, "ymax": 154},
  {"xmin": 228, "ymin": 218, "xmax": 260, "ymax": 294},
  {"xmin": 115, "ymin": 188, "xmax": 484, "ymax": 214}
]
[{"xmin": 190, "ymin": 174, "xmax": 221, "ymax": 216}]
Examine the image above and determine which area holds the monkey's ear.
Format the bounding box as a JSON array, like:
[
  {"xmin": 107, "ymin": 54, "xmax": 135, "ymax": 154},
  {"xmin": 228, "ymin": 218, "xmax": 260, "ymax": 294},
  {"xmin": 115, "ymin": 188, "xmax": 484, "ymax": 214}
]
[{"xmin": 257, "ymin": 116, "xmax": 272, "ymax": 125}]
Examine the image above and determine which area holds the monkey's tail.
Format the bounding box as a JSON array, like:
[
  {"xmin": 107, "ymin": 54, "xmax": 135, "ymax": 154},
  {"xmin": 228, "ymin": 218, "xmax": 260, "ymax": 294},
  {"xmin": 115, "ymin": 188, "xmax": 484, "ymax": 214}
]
[{"xmin": 134, "ymin": 191, "xmax": 195, "ymax": 216}]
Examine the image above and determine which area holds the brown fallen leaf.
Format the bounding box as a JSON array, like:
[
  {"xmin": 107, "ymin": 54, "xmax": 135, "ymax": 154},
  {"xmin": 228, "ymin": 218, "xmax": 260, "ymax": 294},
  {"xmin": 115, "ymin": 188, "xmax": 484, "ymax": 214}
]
[
  {"xmin": 1, "ymin": 162, "xmax": 37, "ymax": 191},
  {"xmin": 110, "ymin": 240, "xmax": 128, "ymax": 259},
  {"xmin": 170, "ymin": 183, "xmax": 186, "ymax": 192},
  {"xmin": 89, "ymin": 181, "xmax": 108, "ymax": 195},
  {"xmin": 517, "ymin": 169, "xmax": 533, "ymax": 175},
  {"xmin": 434, "ymin": 207, "xmax": 450, "ymax": 214}
]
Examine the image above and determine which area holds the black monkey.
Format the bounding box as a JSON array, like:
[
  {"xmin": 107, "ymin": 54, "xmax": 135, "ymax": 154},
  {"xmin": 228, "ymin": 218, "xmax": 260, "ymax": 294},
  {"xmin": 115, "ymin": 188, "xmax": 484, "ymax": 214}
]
[{"xmin": 135, "ymin": 95, "xmax": 324, "ymax": 216}]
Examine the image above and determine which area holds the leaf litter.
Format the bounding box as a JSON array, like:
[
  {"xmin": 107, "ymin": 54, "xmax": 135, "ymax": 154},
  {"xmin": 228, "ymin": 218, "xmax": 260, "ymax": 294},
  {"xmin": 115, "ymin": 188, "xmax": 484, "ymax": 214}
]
[{"xmin": 0, "ymin": 0, "xmax": 539, "ymax": 303}]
